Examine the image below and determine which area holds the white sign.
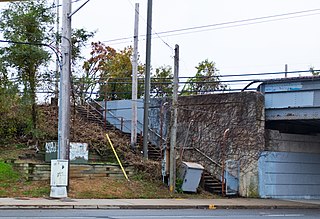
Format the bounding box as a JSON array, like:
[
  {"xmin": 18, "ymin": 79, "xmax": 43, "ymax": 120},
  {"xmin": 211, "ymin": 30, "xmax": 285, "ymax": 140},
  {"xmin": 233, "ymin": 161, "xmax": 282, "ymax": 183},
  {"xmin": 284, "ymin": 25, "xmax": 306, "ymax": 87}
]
[{"xmin": 70, "ymin": 142, "xmax": 88, "ymax": 161}]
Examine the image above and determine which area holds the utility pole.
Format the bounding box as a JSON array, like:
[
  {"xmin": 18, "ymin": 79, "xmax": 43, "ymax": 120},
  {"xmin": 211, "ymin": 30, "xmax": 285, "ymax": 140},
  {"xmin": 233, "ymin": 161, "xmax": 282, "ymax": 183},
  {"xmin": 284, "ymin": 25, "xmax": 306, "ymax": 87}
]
[
  {"xmin": 55, "ymin": 0, "xmax": 60, "ymax": 99},
  {"xmin": 143, "ymin": 0, "xmax": 153, "ymax": 159},
  {"xmin": 131, "ymin": 3, "xmax": 139, "ymax": 148},
  {"xmin": 58, "ymin": 0, "xmax": 71, "ymax": 161},
  {"xmin": 285, "ymin": 64, "xmax": 288, "ymax": 78},
  {"xmin": 169, "ymin": 44, "xmax": 179, "ymax": 193},
  {"xmin": 51, "ymin": 0, "xmax": 71, "ymax": 199}
]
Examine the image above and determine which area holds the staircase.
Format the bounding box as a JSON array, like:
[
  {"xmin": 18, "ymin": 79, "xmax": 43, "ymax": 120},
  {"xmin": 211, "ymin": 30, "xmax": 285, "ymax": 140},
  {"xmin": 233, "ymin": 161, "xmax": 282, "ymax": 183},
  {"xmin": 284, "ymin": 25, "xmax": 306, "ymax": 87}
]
[
  {"xmin": 202, "ymin": 170, "xmax": 223, "ymax": 195},
  {"xmin": 75, "ymin": 100, "xmax": 163, "ymax": 162},
  {"xmin": 147, "ymin": 144, "xmax": 162, "ymax": 161},
  {"xmin": 75, "ymin": 105, "xmax": 104, "ymax": 126},
  {"xmin": 187, "ymin": 147, "xmax": 226, "ymax": 196}
]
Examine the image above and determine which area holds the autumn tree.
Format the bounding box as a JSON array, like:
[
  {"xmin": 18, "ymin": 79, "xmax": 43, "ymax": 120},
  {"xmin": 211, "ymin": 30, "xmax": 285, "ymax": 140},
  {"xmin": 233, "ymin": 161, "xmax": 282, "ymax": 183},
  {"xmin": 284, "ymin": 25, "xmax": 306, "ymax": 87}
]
[
  {"xmin": 82, "ymin": 42, "xmax": 144, "ymax": 101},
  {"xmin": 181, "ymin": 59, "xmax": 226, "ymax": 95},
  {"xmin": 0, "ymin": 0, "xmax": 54, "ymax": 131}
]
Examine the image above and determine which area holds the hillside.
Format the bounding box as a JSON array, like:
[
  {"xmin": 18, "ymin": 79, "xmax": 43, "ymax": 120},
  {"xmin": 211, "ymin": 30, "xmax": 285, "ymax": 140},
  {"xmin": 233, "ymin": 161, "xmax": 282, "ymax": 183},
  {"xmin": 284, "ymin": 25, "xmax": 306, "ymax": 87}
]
[{"xmin": 0, "ymin": 104, "xmax": 213, "ymax": 199}]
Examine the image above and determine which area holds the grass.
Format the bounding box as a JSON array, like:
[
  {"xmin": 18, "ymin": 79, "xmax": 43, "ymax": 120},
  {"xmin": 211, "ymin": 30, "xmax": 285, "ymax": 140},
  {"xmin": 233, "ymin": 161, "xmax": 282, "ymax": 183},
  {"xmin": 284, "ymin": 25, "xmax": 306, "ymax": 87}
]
[
  {"xmin": 0, "ymin": 144, "xmax": 28, "ymax": 161},
  {"xmin": 0, "ymin": 162, "xmax": 215, "ymax": 199},
  {"xmin": 22, "ymin": 187, "xmax": 51, "ymax": 197},
  {"xmin": 0, "ymin": 161, "xmax": 51, "ymax": 198},
  {"xmin": 0, "ymin": 161, "xmax": 19, "ymax": 182},
  {"xmin": 68, "ymin": 177, "xmax": 214, "ymax": 199}
]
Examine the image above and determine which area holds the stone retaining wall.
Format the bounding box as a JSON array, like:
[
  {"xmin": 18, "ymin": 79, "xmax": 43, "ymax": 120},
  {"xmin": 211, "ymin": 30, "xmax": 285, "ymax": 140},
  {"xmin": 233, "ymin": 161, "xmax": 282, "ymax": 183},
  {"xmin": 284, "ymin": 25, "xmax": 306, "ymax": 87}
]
[
  {"xmin": 176, "ymin": 92, "xmax": 265, "ymax": 197},
  {"xmin": 9, "ymin": 161, "xmax": 134, "ymax": 181}
]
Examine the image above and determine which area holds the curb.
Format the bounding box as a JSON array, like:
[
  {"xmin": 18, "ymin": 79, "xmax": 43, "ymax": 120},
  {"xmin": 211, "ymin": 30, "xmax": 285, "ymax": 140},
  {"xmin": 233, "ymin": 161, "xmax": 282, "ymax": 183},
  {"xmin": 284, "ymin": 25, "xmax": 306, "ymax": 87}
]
[{"xmin": 0, "ymin": 204, "xmax": 319, "ymax": 210}]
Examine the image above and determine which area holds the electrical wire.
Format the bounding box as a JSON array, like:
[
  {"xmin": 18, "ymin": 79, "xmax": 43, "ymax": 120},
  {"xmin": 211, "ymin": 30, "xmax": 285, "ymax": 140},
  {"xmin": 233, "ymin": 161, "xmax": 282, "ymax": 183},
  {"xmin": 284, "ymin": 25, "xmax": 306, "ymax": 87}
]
[
  {"xmin": 125, "ymin": 0, "xmax": 174, "ymax": 53},
  {"xmin": 97, "ymin": 8, "xmax": 320, "ymax": 45}
]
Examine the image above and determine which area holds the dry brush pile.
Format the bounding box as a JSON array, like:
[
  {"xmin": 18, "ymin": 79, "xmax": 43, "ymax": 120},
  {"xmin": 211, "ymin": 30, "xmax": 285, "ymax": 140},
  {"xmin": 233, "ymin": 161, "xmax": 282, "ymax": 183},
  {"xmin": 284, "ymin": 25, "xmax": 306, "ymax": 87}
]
[{"xmin": 37, "ymin": 105, "xmax": 161, "ymax": 181}]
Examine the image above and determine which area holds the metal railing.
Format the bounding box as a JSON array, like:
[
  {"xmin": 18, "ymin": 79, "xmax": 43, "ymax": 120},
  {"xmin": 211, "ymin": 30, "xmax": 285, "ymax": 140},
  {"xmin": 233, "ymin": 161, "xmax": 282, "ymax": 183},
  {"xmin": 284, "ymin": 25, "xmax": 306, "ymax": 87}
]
[
  {"xmin": 81, "ymin": 99, "xmax": 104, "ymax": 122},
  {"xmin": 79, "ymin": 98, "xmax": 166, "ymax": 151}
]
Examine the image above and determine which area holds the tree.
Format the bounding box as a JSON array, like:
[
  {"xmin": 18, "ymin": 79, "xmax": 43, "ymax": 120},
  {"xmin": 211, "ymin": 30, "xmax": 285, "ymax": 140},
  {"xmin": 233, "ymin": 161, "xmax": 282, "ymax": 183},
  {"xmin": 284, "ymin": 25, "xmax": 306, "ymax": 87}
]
[
  {"xmin": 71, "ymin": 28, "xmax": 96, "ymax": 66},
  {"xmin": 310, "ymin": 67, "xmax": 320, "ymax": 76},
  {"xmin": 82, "ymin": 42, "xmax": 144, "ymax": 101},
  {"xmin": 181, "ymin": 59, "xmax": 226, "ymax": 95},
  {"xmin": 0, "ymin": 0, "xmax": 54, "ymax": 130},
  {"xmin": 151, "ymin": 65, "xmax": 173, "ymax": 98}
]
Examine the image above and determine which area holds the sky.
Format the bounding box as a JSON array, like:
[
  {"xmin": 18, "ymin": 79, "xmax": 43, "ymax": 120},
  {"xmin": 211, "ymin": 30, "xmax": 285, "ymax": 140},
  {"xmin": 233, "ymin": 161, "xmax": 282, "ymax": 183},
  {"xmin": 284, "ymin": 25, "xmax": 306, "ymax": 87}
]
[
  {"xmin": 1, "ymin": 0, "xmax": 320, "ymax": 88},
  {"xmin": 70, "ymin": 0, "xmax": 320, "ymax": 78}
]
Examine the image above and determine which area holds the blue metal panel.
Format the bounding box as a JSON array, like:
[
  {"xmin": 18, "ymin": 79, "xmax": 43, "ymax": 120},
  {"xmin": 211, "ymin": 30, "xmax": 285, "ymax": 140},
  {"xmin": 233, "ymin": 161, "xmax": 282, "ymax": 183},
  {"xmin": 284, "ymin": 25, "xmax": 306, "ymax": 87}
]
[
  {"xmin": 98, "ymin": 98, "xmax": 169, "ymax": 147},
  {"xmin": 259, "ymin": 151, "xmax": 320, "ymax": 199},
  {"xmin": 99, "ymin": 99, "xmax": 144, "ymax": 134},
  {"xmin": 225, "ymin": 160, "xmax": 239, "ymax": 195},
  {"xmin": 259, "ymin": 77, "xmax": 320, "ymax": 121},
  {"xmin": 264, "ymin": 82, "xmax": 303, "ymax": 92},
  {"xmin": 265, "ymin": 107, "xmax": 320, "ymax": 120},
  {"xmin": 265, "ymin": 92, "xmax": 314, "ymax": 109}
]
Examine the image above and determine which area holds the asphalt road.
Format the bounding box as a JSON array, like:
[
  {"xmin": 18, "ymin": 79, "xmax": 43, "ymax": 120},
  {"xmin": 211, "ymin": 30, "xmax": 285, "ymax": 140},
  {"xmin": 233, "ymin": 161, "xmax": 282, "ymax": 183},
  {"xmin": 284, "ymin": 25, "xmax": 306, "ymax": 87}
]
[{"xmin": 0, "ymin": 209, "xmax": 320, "ymax": 219}]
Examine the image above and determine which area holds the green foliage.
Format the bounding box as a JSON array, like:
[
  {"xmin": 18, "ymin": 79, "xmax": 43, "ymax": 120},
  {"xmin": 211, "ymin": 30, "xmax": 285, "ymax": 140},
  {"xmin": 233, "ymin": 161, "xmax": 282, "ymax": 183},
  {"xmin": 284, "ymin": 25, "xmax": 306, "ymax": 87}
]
[
  {"xmin": 151, "ymin": 66, "xmax": 173, "ymax": 97},
  {"xmin": 0, "ymin": 162, "xmax": 19, "ymax": 182},
  {"xmin": 22, "ymin": 187, "xmax": 50, "ymax": 197},
  {"xmin": 0, "ymin": 0, "xmax": 55, "ymax": 130},
  {"xmin": 0, "ymin": 81, "xmax": 32, "ymax": 143},
  {"xmin": 83, "ymin": 42, "xmax": 144, "ymax": 100},
  {"xmin": 71, "ymin": 28, "xmax": 96, "ymax": 65},
  {"xmin": 181, "ymin": 59, "xmax": 226, "ymax": 95},
  {"xmin": 175, "ymin": 177, "xmax": 184, "ymax": 193}
]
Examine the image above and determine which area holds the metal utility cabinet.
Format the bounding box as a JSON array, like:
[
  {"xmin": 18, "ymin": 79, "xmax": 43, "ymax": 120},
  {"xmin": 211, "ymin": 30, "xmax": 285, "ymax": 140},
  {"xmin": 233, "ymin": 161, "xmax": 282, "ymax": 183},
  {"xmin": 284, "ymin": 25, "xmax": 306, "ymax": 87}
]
[
  {"xmin": 179, "ymin": 162, "xmax": 204, "ymax": 192},
  {"xmin": 50, "ymin": 159, "xmax": 68, "ymax": 198}
]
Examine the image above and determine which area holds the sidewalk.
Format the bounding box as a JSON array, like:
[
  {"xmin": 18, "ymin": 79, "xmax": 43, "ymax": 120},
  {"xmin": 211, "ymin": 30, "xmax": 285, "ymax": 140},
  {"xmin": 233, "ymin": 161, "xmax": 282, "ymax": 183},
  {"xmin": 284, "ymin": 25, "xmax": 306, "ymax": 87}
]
[{"xmin": 0, "ymin": 198, "xmax": 320, "ymax": 209}]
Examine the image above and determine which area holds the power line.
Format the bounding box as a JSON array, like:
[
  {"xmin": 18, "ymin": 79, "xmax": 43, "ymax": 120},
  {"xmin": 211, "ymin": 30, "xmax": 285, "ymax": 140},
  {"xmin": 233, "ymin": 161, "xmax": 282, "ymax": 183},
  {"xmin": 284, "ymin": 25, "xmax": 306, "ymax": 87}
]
[
  {"xmin": 158, "ymin": 12, "xmax": 320, "ymax": 38},
  {"xmin": 125, "ymin": 0, "xmax": 174, "ymax": 52},
  {"xmin": 97, "ymin": 8, "xmax": 320, "ymax": 45},
  {"xmin": 156, "ymin": 8, "xmax": 320, "ymax": 35}
]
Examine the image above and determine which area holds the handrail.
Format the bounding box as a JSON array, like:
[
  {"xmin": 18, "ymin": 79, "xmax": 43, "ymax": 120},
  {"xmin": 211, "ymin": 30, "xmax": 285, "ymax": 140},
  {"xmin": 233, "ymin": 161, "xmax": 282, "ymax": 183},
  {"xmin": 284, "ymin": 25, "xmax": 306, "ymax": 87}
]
[
  {"xmin": 85, "ymin": 98, "xmax": 167, "ymax": 145},
  {"xmin": 136, "ymin": 120, "xmax": 167, "ymax": 142},
  {"xmin": 192, "ymin": 147, "xmax": 222, "ymax": 169},
  {"xmin": 80, "ymin": 102, "xmax": 104, "ymax": 123},
  {"xmin": 87, "ymin": 99, "xmax": 104, "ymax": 117},
  {"xmin": 107, "ymin": 110, "xmax": 132, "ymax": 132}
]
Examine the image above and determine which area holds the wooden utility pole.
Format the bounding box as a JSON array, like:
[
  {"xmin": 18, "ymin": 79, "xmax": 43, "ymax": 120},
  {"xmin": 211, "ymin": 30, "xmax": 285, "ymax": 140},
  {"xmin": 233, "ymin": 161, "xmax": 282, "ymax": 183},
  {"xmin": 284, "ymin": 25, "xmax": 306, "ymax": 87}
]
[
  {"xmin": 169, "ymin": 44, "xmax": 179, "ymax": 193},
  {"xmin": 143, "ymin": 0, "xmax": 153, "ymax": 158},
  {"xmin": 131, "ymin": 3, "xmax": 139, "ymax": 148}
]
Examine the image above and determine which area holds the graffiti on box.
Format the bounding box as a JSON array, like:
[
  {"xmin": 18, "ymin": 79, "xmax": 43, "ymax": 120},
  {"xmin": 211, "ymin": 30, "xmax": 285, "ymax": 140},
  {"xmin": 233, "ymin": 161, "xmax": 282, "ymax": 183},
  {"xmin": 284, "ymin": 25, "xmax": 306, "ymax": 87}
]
[
  {"xmin": 45, "ymin": 142, "xmax": 57, "ymax": 153},
  {"xmin": 69, "ymin": 142, "xmax": 88, "ymax": 161}
]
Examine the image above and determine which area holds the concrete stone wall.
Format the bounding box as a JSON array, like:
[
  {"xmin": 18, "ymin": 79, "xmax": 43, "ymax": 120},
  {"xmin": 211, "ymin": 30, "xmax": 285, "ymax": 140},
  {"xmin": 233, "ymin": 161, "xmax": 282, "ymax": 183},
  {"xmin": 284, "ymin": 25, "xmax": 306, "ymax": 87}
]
[
  {"xmin": 9, "ymin": 161, "xmax": 134, "ymax": 181},
  {"xmin": 266, "ymin": 129, "xmax": 320, "ymax": 154},
  {"xmin": 176, "ymin": 92, "xmax": 265, "ymax": 197}
]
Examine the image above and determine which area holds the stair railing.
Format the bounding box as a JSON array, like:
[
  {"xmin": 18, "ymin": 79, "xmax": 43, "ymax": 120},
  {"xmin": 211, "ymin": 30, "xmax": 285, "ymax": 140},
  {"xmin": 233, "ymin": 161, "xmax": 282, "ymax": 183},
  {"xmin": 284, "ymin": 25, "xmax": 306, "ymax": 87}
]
[
  {"xmin": 184, "ymin": 146, "xmax": 225, "ymax": 194},
  {"xmin": 90, "ymin": 99, "xmax": 166, "ymax": 147}
]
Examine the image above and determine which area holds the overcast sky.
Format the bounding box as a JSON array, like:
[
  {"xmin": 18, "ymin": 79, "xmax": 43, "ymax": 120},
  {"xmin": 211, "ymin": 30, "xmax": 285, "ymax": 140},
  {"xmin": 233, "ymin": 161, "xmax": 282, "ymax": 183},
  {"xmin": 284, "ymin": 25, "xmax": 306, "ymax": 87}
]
[
  {"xmin": 1, "ymin": 0, "xmax": 320, "ymax": 83},
  {"xmin": 69, "ymin": 0, "xmax": 320, "ymax": 79}
]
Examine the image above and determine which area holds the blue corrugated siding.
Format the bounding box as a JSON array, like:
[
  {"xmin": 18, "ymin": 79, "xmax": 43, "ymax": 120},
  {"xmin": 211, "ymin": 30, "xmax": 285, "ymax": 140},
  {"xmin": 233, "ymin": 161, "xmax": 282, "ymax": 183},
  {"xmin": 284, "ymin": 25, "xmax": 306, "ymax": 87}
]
[{"xmin": 259, "ymin": 151, "xmax": 320, "ymax": 199}]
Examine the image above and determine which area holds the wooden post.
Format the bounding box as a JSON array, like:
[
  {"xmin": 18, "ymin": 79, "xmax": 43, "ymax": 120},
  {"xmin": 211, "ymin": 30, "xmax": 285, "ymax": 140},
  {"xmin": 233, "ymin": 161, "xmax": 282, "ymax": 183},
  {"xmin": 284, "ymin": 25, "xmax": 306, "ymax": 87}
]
[
  {"xmin": 131, "ymin": 3, "xmax": 139, "ymax": 148},
  {"xmin": 169, "ymin": 44, "xmax": 179, "ymax": 193}
]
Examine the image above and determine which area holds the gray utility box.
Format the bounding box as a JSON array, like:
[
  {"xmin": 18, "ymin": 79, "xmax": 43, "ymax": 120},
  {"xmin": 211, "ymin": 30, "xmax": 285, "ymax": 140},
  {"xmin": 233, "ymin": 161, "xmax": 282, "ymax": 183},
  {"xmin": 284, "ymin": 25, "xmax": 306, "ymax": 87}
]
[{"xmin": 179, "ymin": 162, "xmax": 204, "ymax": 192}]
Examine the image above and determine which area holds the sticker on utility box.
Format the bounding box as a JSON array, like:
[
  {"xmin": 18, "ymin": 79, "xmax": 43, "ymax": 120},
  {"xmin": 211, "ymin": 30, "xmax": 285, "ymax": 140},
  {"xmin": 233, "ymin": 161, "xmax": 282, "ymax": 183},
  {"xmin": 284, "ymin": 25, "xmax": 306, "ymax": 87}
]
[
  {"xmin": 69, "ymin": 142, "xmax": 88, "ymax": 163},
  {"xmin": 45, "ymin": 142, "xmax": 88, "ymax": 163}
]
